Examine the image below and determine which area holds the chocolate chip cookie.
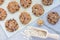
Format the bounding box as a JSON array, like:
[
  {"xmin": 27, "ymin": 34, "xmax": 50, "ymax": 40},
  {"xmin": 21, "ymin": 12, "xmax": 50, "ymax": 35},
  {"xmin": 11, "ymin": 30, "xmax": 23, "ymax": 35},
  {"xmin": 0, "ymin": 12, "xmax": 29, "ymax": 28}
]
[
  {"xmin": 5, "ymin": 19, "xmax": 19, "ymax": 32},
  {"xmin": 20, "ymin": 0, "xmax": 32, "ymax": 8},
  {"xmin": 47, "ymin": 12, "xmax": 59, "ymax": 25},
  {"xmin": 0, "ymin": 0, "xmax": 4, "ymax": 5},
  {"xmin": 42, "ymin": 0, "xmax": 53, "ymax": 6},
  {"xmin": 32, "ymin": 4, "xmax": 44, "ymax": 16},
  {"xmin": 19, "ymin": 12, "xmax": 31, "ymax": 24},
  {"xmin": 0, "ymin": 8, "xmax": 7, "ymax": 20},
  {"xmin": 7, "ymin": 1, "xmax": 20, "ymax": 13}
]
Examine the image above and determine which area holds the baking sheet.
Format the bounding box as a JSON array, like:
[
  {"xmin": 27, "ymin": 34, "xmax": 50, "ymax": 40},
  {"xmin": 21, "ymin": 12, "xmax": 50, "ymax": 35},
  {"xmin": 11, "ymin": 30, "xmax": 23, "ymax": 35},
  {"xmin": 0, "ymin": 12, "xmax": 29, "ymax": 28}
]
[{"xmin": 0, "ymin": 0, "xmax": 60, "ymax": 37}]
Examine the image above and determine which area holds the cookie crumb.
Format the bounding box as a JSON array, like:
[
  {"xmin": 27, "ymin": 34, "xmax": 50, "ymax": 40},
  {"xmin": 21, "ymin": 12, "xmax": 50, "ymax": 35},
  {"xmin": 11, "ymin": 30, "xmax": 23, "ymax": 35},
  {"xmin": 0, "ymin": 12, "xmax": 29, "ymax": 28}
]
[{"xmin": 37, "ymin": 19, "xmax": 44, "ymax": 26}]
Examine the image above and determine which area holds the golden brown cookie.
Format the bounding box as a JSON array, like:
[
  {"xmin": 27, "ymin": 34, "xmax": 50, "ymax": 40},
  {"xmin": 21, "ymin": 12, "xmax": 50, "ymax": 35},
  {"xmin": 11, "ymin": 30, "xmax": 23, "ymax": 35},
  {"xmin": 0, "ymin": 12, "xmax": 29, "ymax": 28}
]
[
  {"xmin": 42, "ymin": 0, "xmax": 53, "ymax": 6},
  {"xmin": 32, "ymin": 4, "xmax": 44, "ymax": 16},
  {"xmin": 5, "ymin": 19, "xmax": 19, "ymax": 32},
  {"xmin": 0, "ymin": 8, "xmax": 7, "ymax": 20},
  {"xmin": 0, "ymin": 0, "xmax": 4, "ymax": 5},
  {"xmin": 20, "ymin": 0, "xmax": 32, "ymax": 8},
  {"xmin": 7, "ymin": 1, "xmax": 20, "ymax": 13},
  {"xmin": 47, "ymin": 12, "xmax": 59, "ymax": 25},
  {"xmin": 19, "ymin": 12, "xmax": 31, "ymax": 24}
]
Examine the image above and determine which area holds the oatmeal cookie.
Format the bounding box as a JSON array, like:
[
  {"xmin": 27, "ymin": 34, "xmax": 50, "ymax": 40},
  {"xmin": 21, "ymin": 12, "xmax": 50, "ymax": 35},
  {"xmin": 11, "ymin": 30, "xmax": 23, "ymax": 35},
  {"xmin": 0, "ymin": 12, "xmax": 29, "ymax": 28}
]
[
  {"xmin": 7, "ymin": 1, "xmax": 20, "ymax": 13},
  {"xmin": 19, "ymin": 12, "xmax": 31, "ymax": 24},
  {"xmin": 0, "ymin": 8, "xmax": 7, "ymax": 20},
  {"xmin": 32, "ymin": 4, "xmax": 44, "ymax": 16},
  {"xmin": 42, "ymin": 0, "xmax": 53, "ymax": 6},
  {"xmin": 20, "ymin": 0, "xmax": 32, "ymax": 8},
  {"xmin": 5, "ymin": 19, "xmax": 19, "ymax": 32},
  {"xmin": 47, "ymin": 12, "xmax": 59, "ymax": 25}
]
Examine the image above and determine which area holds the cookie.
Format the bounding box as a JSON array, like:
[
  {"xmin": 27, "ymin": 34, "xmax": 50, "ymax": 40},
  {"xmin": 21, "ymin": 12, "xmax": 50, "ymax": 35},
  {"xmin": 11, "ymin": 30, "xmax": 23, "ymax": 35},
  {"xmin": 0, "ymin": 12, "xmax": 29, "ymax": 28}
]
[
  {"xmin": 5, "ymin": 19, "xmax": 19, "ymax": 32},
  {"xmin": 7, "ymin": 1, "xmax": 20, "ymax": 13},
  {"xmin": 47, "ymin": 12, "xmax": 59, "ymax": 25},
  {"xmin": 32, "ymin": 4, "xmax": 44, "ymax": 16},
  {"xmin": 0, "ymin": 0, "xmax": 4, "ymax": 5},
  {"xmin": 20, "ymin": 0, "xmax": 32, "ymax": 8},
  {"xmin": 19, "ymin": 12, "xmax": 31, "ymax": 24},
  {"xmin": 42, "ymin": 0, "xmax": 53, "ymax": 6},
  {"xmin": 0, "ymin": 8, "xmax": 7, "ymax": 20}
]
